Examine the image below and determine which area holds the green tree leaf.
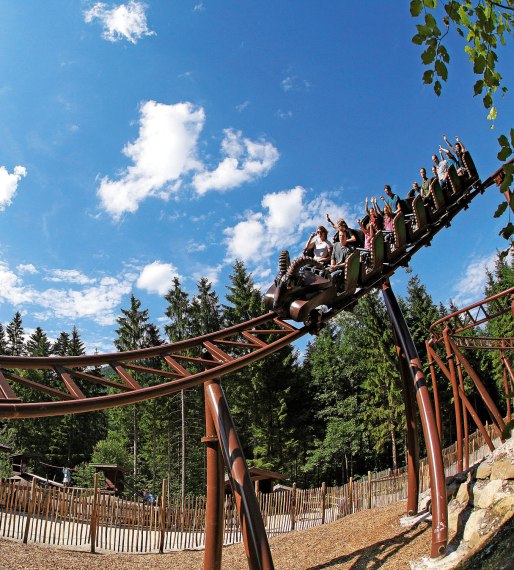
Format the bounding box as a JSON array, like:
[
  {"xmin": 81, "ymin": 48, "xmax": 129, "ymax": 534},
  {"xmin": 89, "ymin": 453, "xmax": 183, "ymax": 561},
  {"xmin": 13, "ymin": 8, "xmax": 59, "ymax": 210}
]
[
  {"xmin": 497, "ymin": 146, "xmax": 512, "ymax": 161},
  {"xmin": 435, "ymin": 60, "xmax": 448, "ymax": 81},
  {"xmin": 494, "ymin": 201, "xmax": 508, "ymax": 218},
  {"xmin": 474, "ymin": 54, "xmax": 486, "ymax": 74},
  {"xmin": 499, "ymin": 222, "xmax": 514, "ymax": 240},
  {"xmin": 421, "ymin": 46, "xmax": 436, "ymax": 64},
  {"xmin": 423, "ymin": 69, "xmax": 434, "ymax": 84},
  {"xmin": 410, "ymin": 0, "xmax": 423, "ymax": 17},
  {"xmin": 473, "ymin": 79, "xmax": 484, "ymax": 95},
  {"xmin": 483, "ymin": 91, "xmax": 493, "ymax": 109}
]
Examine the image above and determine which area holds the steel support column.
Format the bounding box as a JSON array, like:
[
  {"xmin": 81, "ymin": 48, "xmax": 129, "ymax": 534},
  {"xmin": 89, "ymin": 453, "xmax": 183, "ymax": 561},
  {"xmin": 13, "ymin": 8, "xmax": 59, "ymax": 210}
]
[
  {"xmin": 394, "ymin": 331, "xmax": 420, "ymax": 516},
  {"xmin": 203, "ymin": 379, "xmax": 225, "ymax": 570},
  {"xmin": 382, "ymin": 283, "xmax": 447, "ymax": 558},
  {"xmin": 426, "ymin": 340, "xmax": 442, "ymax": 439},
  {"xmin": 205, "ymin": 380, "xmax": 274, "ymax": 570},
  {"xmin": 442, "ymin": 328, "xmax": 464, "ymax": 472},
  {"xmin": 455, "ymin": 359, "xmax": 469, "ymax": 471},
  {"xmin": 501, "ymin": 347, "xmax": 513, "ymax": 423}
]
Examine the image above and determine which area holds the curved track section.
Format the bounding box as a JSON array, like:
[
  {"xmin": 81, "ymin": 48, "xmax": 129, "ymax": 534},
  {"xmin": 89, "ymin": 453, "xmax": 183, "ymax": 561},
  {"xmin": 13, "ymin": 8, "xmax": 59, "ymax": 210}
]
[
  {"xmin": 0, "ymin": 314, "xmax": 305, "ymax": 418},
  {"xmin": 0, "ymin": 159, "xmax": 510, "ymax": 420},
  {"xmin": 429, "ymin": 286, "xmax": 514, "ymax": 345}
]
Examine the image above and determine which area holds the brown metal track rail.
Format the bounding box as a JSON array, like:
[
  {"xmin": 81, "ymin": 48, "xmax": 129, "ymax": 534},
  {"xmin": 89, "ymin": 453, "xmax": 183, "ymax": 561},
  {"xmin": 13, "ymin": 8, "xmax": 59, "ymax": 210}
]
[
  {"xmin": 429, "ymin": 286, "xmax": 514, "ymax": 343},
  {"xmin": 0, "ymin": 314, "xmax": 306, "ymax": 419},
  {"xmin": 0, "ymin": 160, "xmax": 511, "ymax": 420}
]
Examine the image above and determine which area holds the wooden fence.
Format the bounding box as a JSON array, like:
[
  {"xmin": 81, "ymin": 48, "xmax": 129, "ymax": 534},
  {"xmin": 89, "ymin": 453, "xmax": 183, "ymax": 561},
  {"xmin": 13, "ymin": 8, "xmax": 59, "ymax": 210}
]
[{"xmin": 0, "ymin": 424, "xmax": 499, "ymax": 553}]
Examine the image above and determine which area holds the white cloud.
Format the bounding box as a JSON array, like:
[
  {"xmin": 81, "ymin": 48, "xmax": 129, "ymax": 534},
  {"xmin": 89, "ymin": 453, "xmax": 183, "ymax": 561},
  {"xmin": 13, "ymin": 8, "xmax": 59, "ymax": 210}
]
[
  {"xmin": 185, "ymin": 240, "xmax": 206, "ymax": 252},
  {"xmin": 193, "ymin": 129, "xmax": 279, "ymax": 195},
  {"xmin": 0, "ymin": 260, "xmax": 133, "ymax": 326},
  {"xmin": 84, "ymin": 1, "xmax": 155, "ymax": 44},
  {"xmin": 276, "ymin": 109, "xmax": 293, "ymax": 119},
  {"xmin": 191, "ymin": 263, "xmax": 223, "ymax": 285},
  {"xmin": 38, "ymin": 277, "xmax": 132, "ymax": 326},
  {"xmin": 45, "ymin": 269, "xmax": 96, "ymax": 285},
  {"xmin": 224, "ymin": 187, "xmax": 353, "ymax": 265},
  {"xmin": 136, "ymin": 261, "xmax": 180, "ymax": 295},
  {"xmin": 0, "ymin": 261, "xmax": 35, "ymax": 305},
  {"xmin": 452, "ymin": 252, "xmax": 498, "ymax": 306},
  {"xmin": 0, "ymin": 165, "xmax": 27, "ymax": 210},
  {"xmin": 236, "ymin": 101, "xmax": 250, "ymax": 113},
  {"xmin": 280, "ymin": 75, "xmax": 311, "ymax": 92},
  {"xmin": 97, "ymin": 101, "xmax": 205, "ymax": 220},
  {"xmin": 17, "ymin": 263, "xmax": 37, "ymax": 275},
  {"xmin": 98, "ymin": 102, "xmax": 279, "ymax": 218}
]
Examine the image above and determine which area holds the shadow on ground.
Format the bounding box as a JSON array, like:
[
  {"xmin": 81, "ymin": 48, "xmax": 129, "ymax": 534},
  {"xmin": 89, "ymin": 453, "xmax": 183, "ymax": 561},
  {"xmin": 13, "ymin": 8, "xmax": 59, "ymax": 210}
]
[{"xmin": 307, "ymin": 523, "xmax": 429, "ymax": 569}]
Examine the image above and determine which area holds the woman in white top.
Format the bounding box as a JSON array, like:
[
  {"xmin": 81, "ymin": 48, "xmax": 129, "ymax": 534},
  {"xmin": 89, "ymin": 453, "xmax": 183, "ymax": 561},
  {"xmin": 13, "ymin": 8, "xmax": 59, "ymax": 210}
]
[{"xmin": 303, "ymin": 226, "xmax": 332, "ymax": 264}]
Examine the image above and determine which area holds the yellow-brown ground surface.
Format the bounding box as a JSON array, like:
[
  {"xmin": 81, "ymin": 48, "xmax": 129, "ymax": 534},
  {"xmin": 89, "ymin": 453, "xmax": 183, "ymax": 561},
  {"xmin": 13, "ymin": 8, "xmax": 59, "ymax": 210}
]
[{"xmin": 0, "ymin": 502, "xmax": 433, "ymax": 570}]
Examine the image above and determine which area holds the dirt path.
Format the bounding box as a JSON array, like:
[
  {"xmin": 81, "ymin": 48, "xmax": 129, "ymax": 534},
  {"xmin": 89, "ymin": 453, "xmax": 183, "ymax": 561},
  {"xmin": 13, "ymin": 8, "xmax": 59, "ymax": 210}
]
[{"xmin": 0, "ymin": 502, "xmax": 432, "ymax": 570}]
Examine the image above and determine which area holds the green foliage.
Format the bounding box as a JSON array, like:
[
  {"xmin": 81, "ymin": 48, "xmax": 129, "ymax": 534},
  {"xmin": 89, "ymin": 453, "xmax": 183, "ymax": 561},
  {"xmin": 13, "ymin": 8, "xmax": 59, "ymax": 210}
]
[
  {"xmin": 503, "ymin": 419, "xmax": 514, "ymax": 440},
  {"xmin": 72, "ymin": 462, "xmax": 95, "ymax": 488},
  {"xmin": 2, "ymin": 257, "xmax": 507, "ymax": 493},
  {"xmin": 6, "ymin": 312, "xmax": 25, "ymax": 356},
  {"xmin": 91, "ymin": 432, "xmax": 132, "ymax": 469}
]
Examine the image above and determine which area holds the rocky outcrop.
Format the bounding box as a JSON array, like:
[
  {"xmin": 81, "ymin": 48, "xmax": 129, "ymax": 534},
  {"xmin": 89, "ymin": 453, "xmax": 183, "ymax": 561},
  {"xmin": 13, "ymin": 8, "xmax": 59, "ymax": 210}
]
[{"xmin": 411, "ymin": 434, "xmax": 514, "ymax": 569}]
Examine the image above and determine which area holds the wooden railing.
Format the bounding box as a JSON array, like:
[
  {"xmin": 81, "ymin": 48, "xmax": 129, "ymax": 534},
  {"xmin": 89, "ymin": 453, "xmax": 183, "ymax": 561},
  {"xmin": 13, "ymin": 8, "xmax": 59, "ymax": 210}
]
[{"xmin": 0, "ymin": 423, "xmax": 500, "ymax": 553}]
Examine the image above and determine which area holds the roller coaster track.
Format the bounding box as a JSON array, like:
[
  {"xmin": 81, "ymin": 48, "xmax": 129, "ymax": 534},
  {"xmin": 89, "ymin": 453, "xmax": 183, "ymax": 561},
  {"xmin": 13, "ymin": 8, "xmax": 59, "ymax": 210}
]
[
  {"xmin": 0, "ymin": 160, "xmax": 511, "ymax": 420},
  {"xmin": 0, "ymin": 158, "xmax": 512, "ymax": 569},
  {"xmin": 429, "ymin": 286, "xmax": 514, "ymax": 346}
]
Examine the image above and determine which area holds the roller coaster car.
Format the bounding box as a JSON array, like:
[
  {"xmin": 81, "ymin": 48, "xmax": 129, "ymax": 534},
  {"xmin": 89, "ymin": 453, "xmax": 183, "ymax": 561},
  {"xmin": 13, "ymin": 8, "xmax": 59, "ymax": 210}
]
[{"xmin": 264, "ymin": 250, "xmax": 361, "ymax": 324}]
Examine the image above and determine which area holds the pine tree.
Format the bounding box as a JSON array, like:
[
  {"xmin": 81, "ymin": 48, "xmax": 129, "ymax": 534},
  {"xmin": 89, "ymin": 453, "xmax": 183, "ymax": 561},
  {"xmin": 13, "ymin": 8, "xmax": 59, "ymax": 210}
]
[
  {"xmin": 52, "ymin": 331, "xmax": 70, "ymax": 356},
  {"xmin": 164, "ymin": 277, "xmax": 191, "ymax": 342},
  {"xmin": 404, "ymin": 274, "xmax": 439, "ymax": 365},
  {"xmin": 484, "ymin": 253, "xmax": 514, "ymax": 401},
  {"xmin": 113, "ymin": 294, "xmax": 160, "ymax": 491},
  {"xmin": 6, "ymin": 312, "xmax": 25, "ymax": 356},
  {"xmin": 190, "ymin": 277, "xmax": 222, "ymax": 337},
  {"xmin": 223, "ymin": 260, "xmax": 264, "ymax": 326},
  {"xmin": 68, "ymin": 326, "xmax": 86, "ymax": 356},
  {"xmin": 26, "ymin": 327, "xmax": 52, "ymax": 356},
  {"xmin": 0, "ymin": 323, "xmax": 7, "ymax": 355}
]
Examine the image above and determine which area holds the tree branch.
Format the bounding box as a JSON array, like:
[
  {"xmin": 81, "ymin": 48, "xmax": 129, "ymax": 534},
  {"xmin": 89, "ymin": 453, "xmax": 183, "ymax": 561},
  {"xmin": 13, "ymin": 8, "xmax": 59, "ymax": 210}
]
[{"xmin": 486, "ymin": 0, "xmax": 514, "ymax": 12}]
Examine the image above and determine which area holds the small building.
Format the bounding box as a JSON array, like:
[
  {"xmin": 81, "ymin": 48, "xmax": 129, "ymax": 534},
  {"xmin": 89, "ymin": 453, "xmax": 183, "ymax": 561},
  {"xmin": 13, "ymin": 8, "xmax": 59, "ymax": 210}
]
[
  {"xmin": 90, "ymin": 463, "xmax": 125, "ymax": 495},
  {"xmin": 225, "ymin": 466, "xmax": 288, "ymax": 494}
]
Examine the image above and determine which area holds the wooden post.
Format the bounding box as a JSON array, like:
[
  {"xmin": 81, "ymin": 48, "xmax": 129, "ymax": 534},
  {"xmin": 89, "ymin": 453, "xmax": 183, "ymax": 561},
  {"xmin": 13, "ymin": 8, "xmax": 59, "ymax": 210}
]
[
  {"xmin": 321, "ymin": 482, "xmax": 326, "ymax": 525},
  {"xmin": 290, "ymin": 483, "xmax": 296, "ymax": 531},
  {"xmin": 90, "ymin": 473, "xmax": 99, "ymax": 553},
  {"xmin": 348, "ymin": 477, "xmax": 353, "ymax": 514},
  {"xmin": 367, "ymin": 471, "xmax": 372, "ymax": 510},
  {"xmin": 23, "ymin": 477, "xmax": 37, "ymax": 544},
  {"xmin": 159, "ymin": 479, "xmax": 167, "ymax": 554}
]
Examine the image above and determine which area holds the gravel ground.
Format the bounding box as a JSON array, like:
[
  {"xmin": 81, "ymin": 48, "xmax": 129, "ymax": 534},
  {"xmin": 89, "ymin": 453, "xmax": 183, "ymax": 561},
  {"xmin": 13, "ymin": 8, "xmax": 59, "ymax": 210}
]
[{"xmin": 0, "ymin": 502, "xmax": 432, "ymax": 570}]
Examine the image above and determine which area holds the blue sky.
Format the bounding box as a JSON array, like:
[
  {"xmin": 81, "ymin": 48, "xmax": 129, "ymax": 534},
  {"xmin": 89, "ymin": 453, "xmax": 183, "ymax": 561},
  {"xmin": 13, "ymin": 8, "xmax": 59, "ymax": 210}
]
[{"xmin": 0, "ymin": 1, "xmax": 512, "ymax": 354}]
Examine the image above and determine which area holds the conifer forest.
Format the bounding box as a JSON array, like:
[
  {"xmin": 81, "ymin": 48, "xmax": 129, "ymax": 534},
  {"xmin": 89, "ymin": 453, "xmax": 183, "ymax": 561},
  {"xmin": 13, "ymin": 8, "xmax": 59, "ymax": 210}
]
[{"xmin": 0, "ymin": 254, "xmax": 512, "ymax": 498}]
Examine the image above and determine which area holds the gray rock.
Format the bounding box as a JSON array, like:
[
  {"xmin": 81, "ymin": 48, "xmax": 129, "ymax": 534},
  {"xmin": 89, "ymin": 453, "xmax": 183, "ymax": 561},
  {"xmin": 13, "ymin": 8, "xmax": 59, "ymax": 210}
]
[
  {"xmin": 475, "ymin": 462, "xmax": 492, "ymax": 480},
  {"xmin": 490, "ymin": 459, "xmax": 514, "ymax": 481},
  {"xmin": 475, "ymin": 479, "xmax": 504, "ymax": 509}
]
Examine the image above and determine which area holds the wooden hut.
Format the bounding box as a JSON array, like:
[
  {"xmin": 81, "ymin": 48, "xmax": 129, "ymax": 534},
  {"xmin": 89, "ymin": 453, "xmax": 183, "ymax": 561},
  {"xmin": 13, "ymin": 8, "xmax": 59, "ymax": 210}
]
[{"xmin": 90, "ymin": 463, "xmax": 125, "ymax": 495}]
